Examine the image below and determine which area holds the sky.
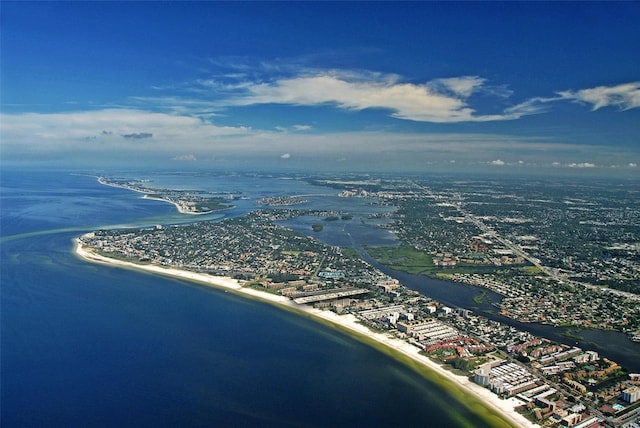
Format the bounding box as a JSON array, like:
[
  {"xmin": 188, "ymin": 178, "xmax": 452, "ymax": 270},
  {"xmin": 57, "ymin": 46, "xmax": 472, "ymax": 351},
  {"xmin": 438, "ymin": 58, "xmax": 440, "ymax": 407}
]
[{"xmin": 1, "ymin": 1, "xmax": 639, "ymax": 176}]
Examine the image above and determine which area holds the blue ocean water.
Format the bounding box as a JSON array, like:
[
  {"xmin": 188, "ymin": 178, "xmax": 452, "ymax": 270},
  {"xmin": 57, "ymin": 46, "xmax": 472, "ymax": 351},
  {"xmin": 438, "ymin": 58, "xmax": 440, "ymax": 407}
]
[{"xmin": 1, "ymin": 170, "xmax": 489, "ymax": 427}]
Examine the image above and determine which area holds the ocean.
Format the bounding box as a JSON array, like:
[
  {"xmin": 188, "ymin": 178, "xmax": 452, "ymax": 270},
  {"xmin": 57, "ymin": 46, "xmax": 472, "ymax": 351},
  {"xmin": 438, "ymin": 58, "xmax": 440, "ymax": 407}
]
[{"xmin": 1, "ymin": 169, "xmax": 492, "ymax": 427}]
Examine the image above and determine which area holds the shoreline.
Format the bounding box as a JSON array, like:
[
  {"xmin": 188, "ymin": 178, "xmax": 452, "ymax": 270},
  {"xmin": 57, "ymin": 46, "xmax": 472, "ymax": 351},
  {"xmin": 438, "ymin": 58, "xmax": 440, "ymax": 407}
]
[
  {"xmin": 74, "ymin": 238, "xmax": 537, "ymax": 428},
  {"xmin": 97, "ymin": 176, "xmax": 225, "ymax": 215},
  {"xmin": 141, "ymin": 195, "xmax": 214, "ymax": 215}
]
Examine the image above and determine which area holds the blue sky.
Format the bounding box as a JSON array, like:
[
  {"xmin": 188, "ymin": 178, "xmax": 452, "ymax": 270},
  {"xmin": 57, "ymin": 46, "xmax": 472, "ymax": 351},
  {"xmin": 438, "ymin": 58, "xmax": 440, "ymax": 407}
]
[{"xmin": 1, "ymin": 2, "xmax": 639, "ymax": 175}]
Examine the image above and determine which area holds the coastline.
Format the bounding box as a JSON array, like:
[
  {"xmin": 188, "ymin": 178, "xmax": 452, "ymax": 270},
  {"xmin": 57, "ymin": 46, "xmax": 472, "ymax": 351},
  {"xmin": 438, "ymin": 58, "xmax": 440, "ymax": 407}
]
[
  {"xmin": 141, "ymin": 195, "xmax": 214, "ymax": 215},
  {"xmin": 97, "ymin": 177, "xmax": 227, "ymax": 215},
  {"xmin": 74, "ymin": 238, "xmax": 537, "ymax": 428}
]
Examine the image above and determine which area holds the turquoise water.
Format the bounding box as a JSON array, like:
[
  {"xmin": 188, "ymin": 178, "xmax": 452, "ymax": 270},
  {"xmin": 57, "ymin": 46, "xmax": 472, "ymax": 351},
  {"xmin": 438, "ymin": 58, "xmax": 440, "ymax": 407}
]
[{"xmin": 1, "ymin": 170, "xmax": 490, "ymax": 427}]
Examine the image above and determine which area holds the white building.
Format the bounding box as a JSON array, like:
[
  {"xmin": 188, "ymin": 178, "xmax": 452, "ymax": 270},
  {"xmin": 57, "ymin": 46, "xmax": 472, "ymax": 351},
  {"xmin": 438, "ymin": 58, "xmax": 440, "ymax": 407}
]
[{"xmin": 622, "ymin": 386, "xmax": 640, "ymax": 404}]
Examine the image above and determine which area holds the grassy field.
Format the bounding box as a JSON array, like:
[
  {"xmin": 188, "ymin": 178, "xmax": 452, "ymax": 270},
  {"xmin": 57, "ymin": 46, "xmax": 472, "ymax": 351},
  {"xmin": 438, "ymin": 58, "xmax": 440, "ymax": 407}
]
[
  {"xmin": 365, "ymin": 245, "xmax": 435, "ymax": 274},
  {"xmin": 364, "ymin": 246, "xmax": 531, "ymax": 281}
]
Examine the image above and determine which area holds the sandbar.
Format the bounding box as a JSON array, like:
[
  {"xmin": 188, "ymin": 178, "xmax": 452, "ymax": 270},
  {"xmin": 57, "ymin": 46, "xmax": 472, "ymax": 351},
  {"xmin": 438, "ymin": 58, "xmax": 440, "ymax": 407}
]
[{"xmin": 74, "ymin": 238, "xmax": 537, "ymax": 428}]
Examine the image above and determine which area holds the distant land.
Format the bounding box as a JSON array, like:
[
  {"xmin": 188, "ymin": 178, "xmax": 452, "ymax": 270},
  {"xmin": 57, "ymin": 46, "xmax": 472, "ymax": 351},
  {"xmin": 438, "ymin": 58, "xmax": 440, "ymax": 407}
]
[{"xmin": 98, "ymin": 176, "xmax": 237, "ymax": 214}]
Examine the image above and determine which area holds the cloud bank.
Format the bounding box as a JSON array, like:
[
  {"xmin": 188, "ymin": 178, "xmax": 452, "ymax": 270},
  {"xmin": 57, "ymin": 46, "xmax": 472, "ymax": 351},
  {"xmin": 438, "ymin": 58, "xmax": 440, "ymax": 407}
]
[{"xmin": 2, "ymin": 106, "xmax": 636, "ymax": 173}]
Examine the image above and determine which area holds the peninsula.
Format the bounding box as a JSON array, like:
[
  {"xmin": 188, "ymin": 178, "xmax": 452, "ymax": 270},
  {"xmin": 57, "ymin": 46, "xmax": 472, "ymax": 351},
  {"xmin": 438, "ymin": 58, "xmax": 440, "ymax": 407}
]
[
  {"xmin": 98, "ymin": 176, "xmax": 236, "ymax": 214},
  {"xmin": 77, "ymin": 174, "xmax": 640, "ymax": 427},
  {"xmin": 74, "ymin": 238, "xmax": 533, "ymax": 428}
]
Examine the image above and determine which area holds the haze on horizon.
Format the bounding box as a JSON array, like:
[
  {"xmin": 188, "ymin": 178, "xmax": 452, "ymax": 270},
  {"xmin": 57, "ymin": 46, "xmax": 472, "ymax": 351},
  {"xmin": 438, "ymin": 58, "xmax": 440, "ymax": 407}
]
[{"xmin": 1, "ymin": 2, "xmax": 639, "ymax": 177}]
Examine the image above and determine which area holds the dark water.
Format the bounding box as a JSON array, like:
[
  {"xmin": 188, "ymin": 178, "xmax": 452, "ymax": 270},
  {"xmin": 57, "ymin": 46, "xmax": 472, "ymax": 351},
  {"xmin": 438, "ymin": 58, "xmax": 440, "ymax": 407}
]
[{"xmin": 1, "ymin": 170, "xmax": 491, "ymax": 427}]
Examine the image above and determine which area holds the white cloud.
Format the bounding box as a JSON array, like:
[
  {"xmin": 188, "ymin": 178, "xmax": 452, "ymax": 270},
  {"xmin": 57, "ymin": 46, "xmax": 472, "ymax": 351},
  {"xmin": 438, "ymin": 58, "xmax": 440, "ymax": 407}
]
[
  {"xmin": 132, "ymin": 60, "xmax": 640, "ymax": 127},
  {"xmin": 172, "ymin": 154, "xmax": 197, "ymax": 161},
  {"xmin": 567, "ymin": 162, "xmax": 596, "ymax": 168},
  {"xmin": 2, "ymin": 107, "xmax": 636, "ymax": 172},
  {"xmin": 629, "ymin": 163, "xmax": 638, "ymax": 168},
  {"xmin": 558, "ymin": 82, "xmax": 640, "ymax": 111},
  {"xmin": 503, "ymin": 97, "xmax": 557, "ymax": 116},
  {"xmin": 428, "ymin": 76, "xmax": 486, "ymax": 98},
  {"xmin": 275, "ymin": 124, "xmax": 313, "ymax": 133},
  {"xmin": 228, "ymin": 72, "xmax": 535, "ymax": 123},
  {"xmin": 0, "ymin": 109, "xmax": 253, "ymax": 164},
  {"xmin": 1, "ymin": 109, "xmax": 249, "ymax": 143}
]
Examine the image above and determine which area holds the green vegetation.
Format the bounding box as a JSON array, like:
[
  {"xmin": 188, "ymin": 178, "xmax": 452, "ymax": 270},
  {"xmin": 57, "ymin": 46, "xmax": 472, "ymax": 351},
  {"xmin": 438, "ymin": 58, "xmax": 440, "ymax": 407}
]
[
  {"xmin": 365, "ymin": 245, "xmax": 434, "ymax": 274},
  {"xmin": 562, "ymin": 327, "xmax": 585, "ymax": 341},
  {"xmin": 194, "ymin": 198, "xmax": 232, "ymax": 212},
  {"xmin": 518, "ymin": 265, "xmax": 543, "ymax": 275},
  {"xmin": 340, "ymin": 247, "xmax": 360, "ymax": 260},
  {"xmin": 324, "ymin": 216, "xmax": 340, "ymax": 221},
  {"xmin": 247, "ymin": 282, "xmax": 280, "ymax": 295},
  {"xmin": 281, "ymin": 250, "xmax": 301, "ymax": 256},
  {"xmin": 365, "ymin": 245, "xmax": 528, "ymax": 280},
  {"xmin": 269, "ymin": 272, "xmax": 300, "ymax": 283},
  {"xmin": 312, "ymin": 224, "xmax": 323, "ymax": 232},
  {"xmin": 473, "ymin": 290, "xmax": 488, "ymax": 305},
  {"xmin": 365, "ymin": 245, "xmax": 516, "ymax": 280}
]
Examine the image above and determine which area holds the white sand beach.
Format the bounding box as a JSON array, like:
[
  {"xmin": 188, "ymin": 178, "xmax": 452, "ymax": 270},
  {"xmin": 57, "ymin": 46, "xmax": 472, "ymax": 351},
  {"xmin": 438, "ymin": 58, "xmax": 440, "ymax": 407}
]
[
  {"xmin": 74, "ymin": 238, "xmax": 537, "ymax": 428},
  {"xmin": 97, "ymin": 177, "xmax": 210, "ymax": 215},
  {"xmin": 141, "ymin": 195, "xmax": 213, "ymax": 215}
]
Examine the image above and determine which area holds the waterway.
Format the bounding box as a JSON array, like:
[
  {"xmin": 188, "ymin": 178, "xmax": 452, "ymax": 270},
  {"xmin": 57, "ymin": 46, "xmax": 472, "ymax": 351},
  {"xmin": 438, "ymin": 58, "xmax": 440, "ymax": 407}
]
[{"xmin": 282, "ymin": 212, "xmax": 640, "ymax": 373}]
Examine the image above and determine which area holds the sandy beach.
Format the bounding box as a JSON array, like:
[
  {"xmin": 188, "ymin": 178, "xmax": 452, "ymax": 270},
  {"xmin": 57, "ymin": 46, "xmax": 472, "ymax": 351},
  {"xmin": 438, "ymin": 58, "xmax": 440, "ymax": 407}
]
[
  {"xmin": 74, "ymin": 238, "xmax": 537, "ymax": 428},
  {"xmin": 141, "ymin": 195, "xmax": 213, "ymax": 215}
]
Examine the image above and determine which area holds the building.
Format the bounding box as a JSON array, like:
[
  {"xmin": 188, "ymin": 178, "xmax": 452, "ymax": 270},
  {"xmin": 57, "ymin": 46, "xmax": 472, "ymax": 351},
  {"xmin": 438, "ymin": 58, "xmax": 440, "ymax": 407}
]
[
  {"xmin": 292, "ymin": 287, "xmax": 369, "ymax": 304},
  {"xmin": 573, "ymin": 351, "xmax": 599, "ymax": 364},
  {"xmin": 622, "ymin": 386, "xmax": 640, "ymax": 404},
  {"xmin": 486, "ymin": 362, "xmax": 539, "ymax": 397},
  {"xmin": 473, "ymin": 364, "xmax": 492, "ymax": 386},
  {"xmin": 440, "ymin": 306, "xmax": 453, "ymax": 315}
]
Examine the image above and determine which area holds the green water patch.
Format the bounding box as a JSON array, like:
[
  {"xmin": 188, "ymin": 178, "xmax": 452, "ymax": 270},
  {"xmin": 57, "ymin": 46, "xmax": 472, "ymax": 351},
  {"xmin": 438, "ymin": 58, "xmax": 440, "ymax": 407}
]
[
  {"xmin": 474, "ymin": 290, "xmax": 488, "ymax": 304},
  {"xmin": 0, "ymin": 227, "xmax": 90, "ymax": 243},
  {"xmin": 562, "ymin": 327, "xmax": 585, "ymax": 341},
  {"xmin": 337, "ymin": 332, "xmax": 515, "ymax": 428}
]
